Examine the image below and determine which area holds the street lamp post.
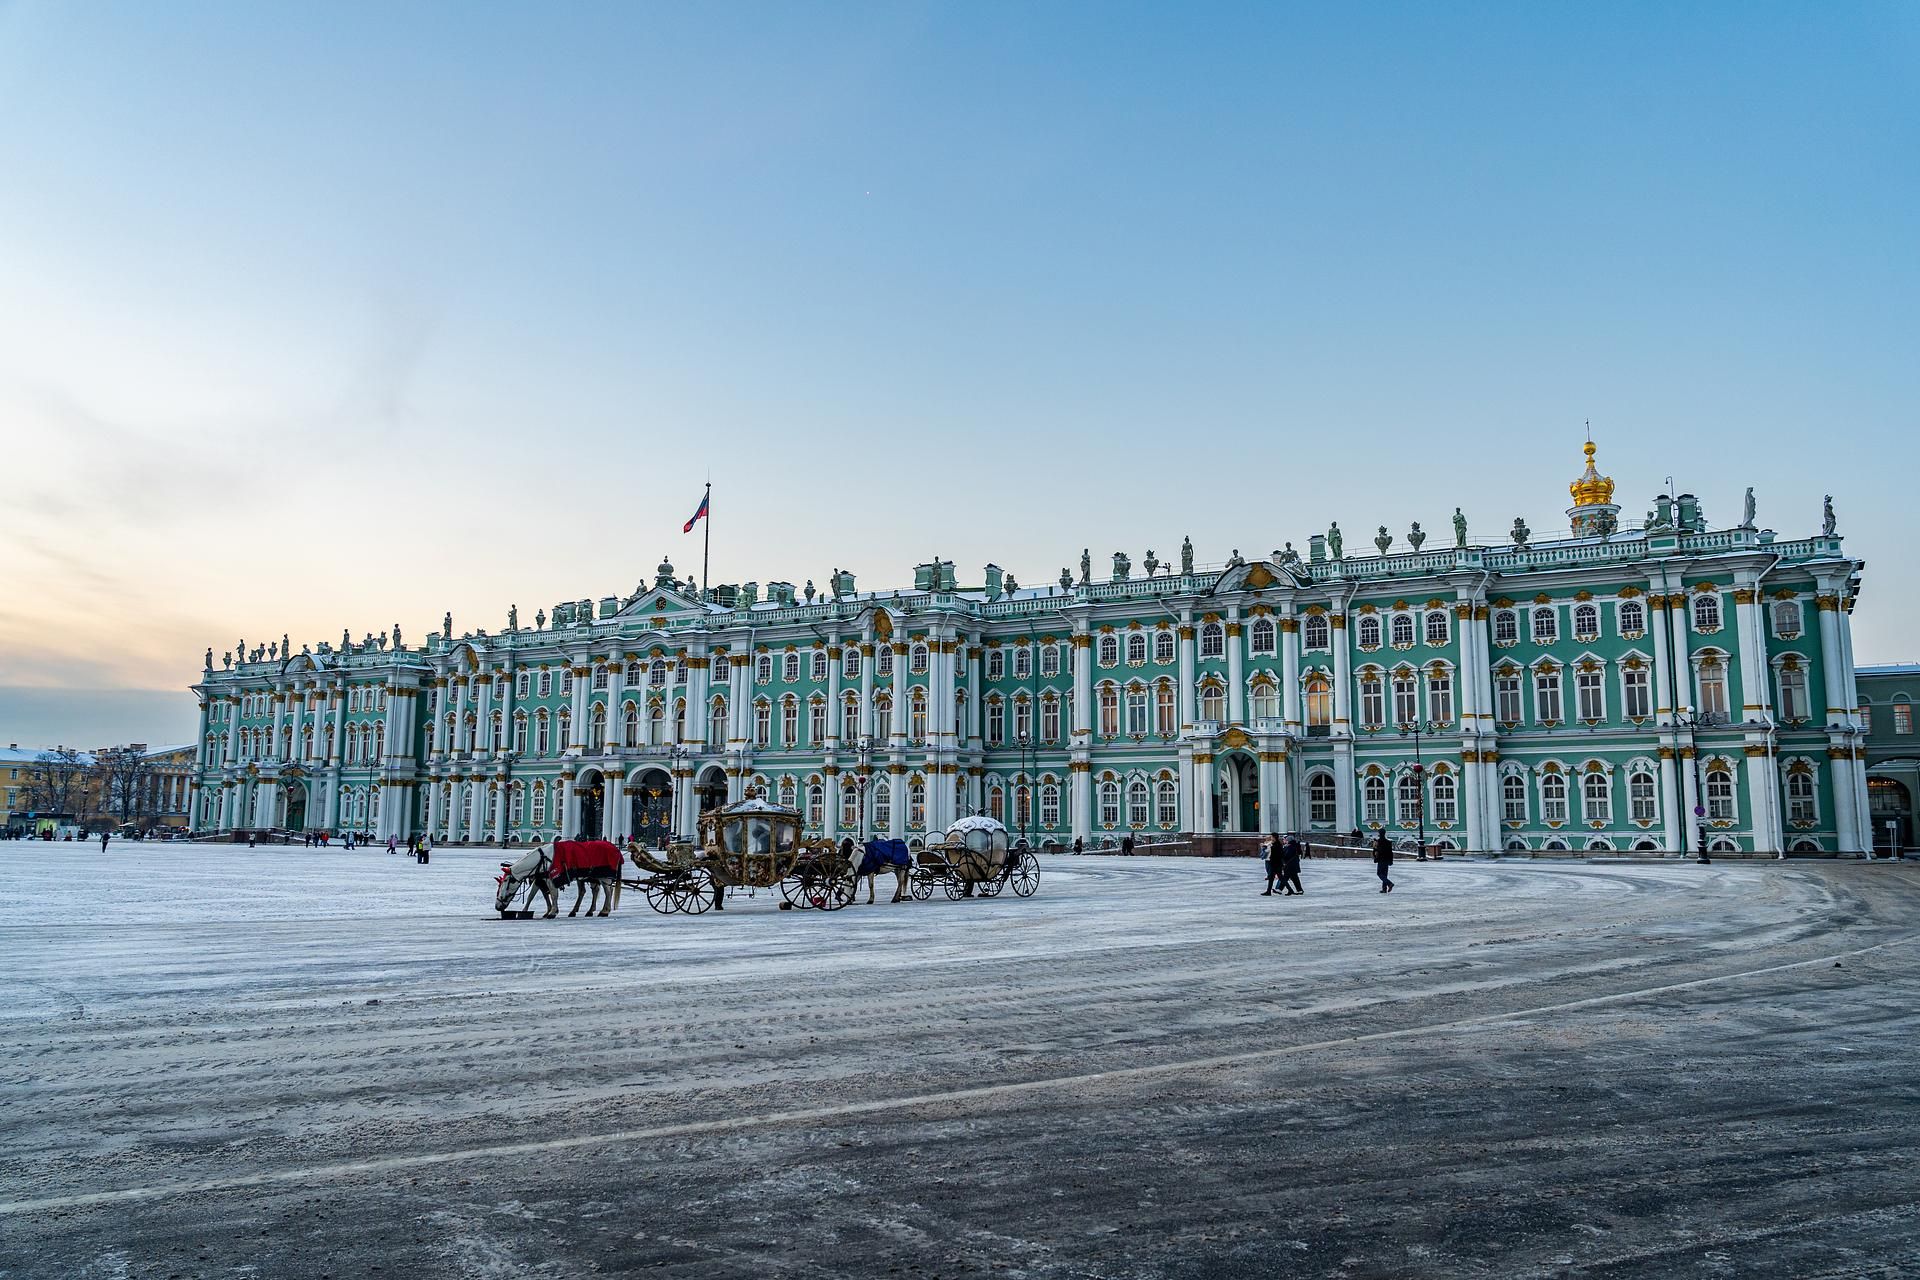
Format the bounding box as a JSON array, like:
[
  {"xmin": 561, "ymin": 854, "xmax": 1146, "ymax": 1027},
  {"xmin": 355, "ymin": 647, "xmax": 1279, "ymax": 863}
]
[{"xmin": 1398, "ymin": 718, "xmax": 1445, "ymax": 860}]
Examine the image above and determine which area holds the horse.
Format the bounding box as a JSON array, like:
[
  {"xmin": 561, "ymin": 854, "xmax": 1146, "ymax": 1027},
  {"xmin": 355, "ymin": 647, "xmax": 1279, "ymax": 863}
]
[
  {"xmin": 547, "ymin": 838, "xmax": 625, "ymax": 917},
  {"xmin": 851, "ymin": 837, "xmax": 912, "ymax": 904},
  {"xmin": 494, "ymin": 845, "xmax": 557, "ymax": 918}
]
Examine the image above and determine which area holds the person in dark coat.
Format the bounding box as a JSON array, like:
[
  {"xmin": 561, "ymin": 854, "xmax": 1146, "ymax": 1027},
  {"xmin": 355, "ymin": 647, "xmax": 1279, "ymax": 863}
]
[
  {"xmin": 1262, "ymin": 834, "xmax": 1283, "ymax": 895},
  {"xmin": 1371, "ymin": 831, "xmax": 1394, "ymax": 893},
  {"xmin": 1280, "ymin": 835, "xmax": 1304, "ymax": 895}
]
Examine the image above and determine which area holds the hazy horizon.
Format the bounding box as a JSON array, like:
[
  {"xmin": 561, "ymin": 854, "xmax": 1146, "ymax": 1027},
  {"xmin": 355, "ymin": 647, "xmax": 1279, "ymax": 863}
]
[{"xmin": 4, "ymin": 2, "xmax": 1915, "ymax": 748}]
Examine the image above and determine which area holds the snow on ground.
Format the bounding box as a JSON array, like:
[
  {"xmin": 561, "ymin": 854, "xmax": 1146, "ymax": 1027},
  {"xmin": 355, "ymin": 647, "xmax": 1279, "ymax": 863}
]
[{"xmin": 2, "ymin": 845, "xmax": 1917, "ymax": 1278}]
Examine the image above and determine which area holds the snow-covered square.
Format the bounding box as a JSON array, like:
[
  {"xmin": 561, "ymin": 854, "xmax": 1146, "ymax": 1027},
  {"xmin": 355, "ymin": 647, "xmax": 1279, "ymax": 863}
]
[{"xmin": 2, "ymin": 845, "xmax": 1916, "ymax": 1278}]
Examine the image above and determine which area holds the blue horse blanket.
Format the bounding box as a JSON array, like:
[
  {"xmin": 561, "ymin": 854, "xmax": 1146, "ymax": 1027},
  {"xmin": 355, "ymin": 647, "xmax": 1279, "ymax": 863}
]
[{"xmin": 855, "ymin": 838, "xmax": 912, "ymax": 877}]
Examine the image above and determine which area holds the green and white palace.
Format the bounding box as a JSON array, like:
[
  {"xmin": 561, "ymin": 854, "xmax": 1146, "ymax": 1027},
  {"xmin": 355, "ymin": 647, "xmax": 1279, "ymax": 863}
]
[{"xmin": 186, "ymin": 443, "xmax": 1873, "ymax": 856}]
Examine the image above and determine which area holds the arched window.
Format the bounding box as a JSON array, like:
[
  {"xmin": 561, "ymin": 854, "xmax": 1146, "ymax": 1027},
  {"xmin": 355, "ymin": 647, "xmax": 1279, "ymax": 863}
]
[
  {"xmin": 1359, "ymin": 673, "xmax": 1385, "ymax": 730},
  {"xmin": 648, "ymin": 659, "xmax": 666, "ymax": 687},
  {"xmin": 841, "ymin": 780, "xmax": 860, "ymax": 831},
  {"xmin": 1618, "ymin": 599, "xmax": 1645, "ymax": 635},
  {"xmin": 778, "ymin": 775, "xmax": 797, "ymax": 808},
  {"xmin": 1581, "ymin": 771, "xmax": 1611, "ymax": 823},
  {"xmin": 986, "ymin": 695, "xmax": 1005, "ymax": 745},
  {"xmin": 782, "ymin": 652, "xmax": 800, "ymax": 683},
  {"xmin": 755, "ymin": 653, "xmax": 773, "ymax": 684},
  {"xmin": 1040, "ymin": 644, "xmax": 1061, "ymax": 677},
  {"xmin": 909, "ymin": 687, "xmax": 927, "ymax": 742},
  {"xmin": 1357, "ymin": 615, "xmax": 1382, "ymax": 649},
  {"xmin": 1250, "ymin": 617, "xmax": 1275, "ymax": 655},
  {"xmin": 872, "ymin": 779, "xmax": 891, "ymax": 830},
  {"xmin": 908, "ymin": 777, "xmax": 927, "ymax": 829},
  {"xmin": 1126, "ymin": 632, "xmax": 1147, "ymax": 665},
  {"xmin": 531, "ymin": 782, "xmax": 548, "ymax": 826},
  {"xmin": 1153, "ymin": 680, "xmax": 1176, "ymax": 736},
  {"xmin": 1424, "ymin": 611, "xmax": 1450, "ymax": 646},
  {"xmin": 754, "ymin": 699, "xmax": 772, "ymax": 746},
  {"xmin": 623, "ymin": 704, "xmax": 639, "ymax": 747},
  {"xmin": 1363, "ymin": 775, "xmax": 1388, "ymax": 825},
  {"xmin": 1200, "ymin": 623, "xmax": 1225, "ymax": 658},
  {"xmin": 782, "ymin": 695, "xmax": 800, "ymax": 746},
  {"xmin": 1786, "ymin": 768, "xmax": 1816, "ymax": 823},
  {"xmin": 1532, "ymin": 608, "xmax": 1558, "ymax": 644},
  {"xmin": 1156, "ymin": 779, "xmax": 1178, "ymax": 827},
  {"xmin": 1128, "ymin": 779, "xmax": 1151, "ymax": 828},
  {"xmin": 1390, "ymin": 614, "xmax": 1415, "ymax": 647},
  {"xmin": 1250, "ymin": 678, "xmax": 1279, "ymax": 722},
  {"xmin": 1099, "ymin": 684, "xmax": 1121, "ymax": 737},
  {"xmin": 1098, "ymin": 634, "xmax": 1119, "ymax": 667},
  {"xmin": 1772, "ymin": 600, "xmax": 1802, "ymax": 639},
  {"xmin": 986, "ymin": 648, "xmax": 1005, "ymax": 680},
  {"xmin": 1540, "ymin": 772, "xmax": 1569, "ymax": 823},
  {"xmin": 1303, "ymin": 615, "xmax": 1330, "ymax": 650},
  {"xmin": 1305, "ymin": 675, "xmax": 1332, "ymax": 728},
  {"xmin": 810, "ymin": 650, "xmax": 828, "ymax": 682},
  {"xmin": 1397, "ymin": 774, "xmax": 1422, "ymax": 823},
  {"xmin": 1309, "ymin": 772, "xmax": 1337, "ymax": 824},
  {"xmin": 1040, "ymin": 781, "xmax": 1061, "ymax": 828},
  {"xmin": 1697, "ymin": 660, "xmax": 1729, "ymax": 719},
  {"xmin": 649, "ymin": 703, "xmax": 665, "ymax": 745},
  {"xmin": 988, "ymin": 782, "xmax": 1006, "ymax": 823},
  {"xmin": 1705, "ymin": 767, "xmax": 1735, "ymax": 820},
  {"xmin": 1098, "ymin": 780, "xmax": 1121, "ymax": 828},
  {"xmin": 1199, "ymin": 681, "xmax": 1226, "ymax": 723},
  {"xmin": 910, "ymin": 644, "xmax": 929, "ymax": 675},
  {"xmin": 709, "ymin": 696, "xmax": 728, "ymax": 747},
  {"xmin": 1628, "ymin": 770, "xmax": 1656, "ymax": 823},
  {"xmin": 1012, "ymin": 646, "xmax": 1032, "ymax": 679},
  {"xmin": 1124, "ymin": 683, "xmax": 1149, "ymax": 736},
  {"xmin": 1154, "ymin": 630, "xmax": 1176, "ymax": 664},
  {"xmin": 1572, "ymin": 604, "xmax": 1599, "ymax": 641},
  {"xmin": 535, "ymin": 711, "xmax": 551, "ymax": 755},
  {"xmin": 1014, "ymin": 782, "xmax": 1032, "ymax": 830},
  {"xmin": 1692, "ymin": 593, "xmax": 1720, "ymax": 631},
  {"xmin": 1777, "ymin": 664, "xmax": 1809, "ymax": 721},
  {"xmin": 1431, "ymin": 771, "xmax": 1457, "ymax": 823},
  {"xmin": 809, "ymin": 697, "xmax": 827, "ymax": 744},
  {"xmin": 806, "ymin": 782, "xmax": 824, "ymax": 828},
  {"xmin": 1502, "ymin": 772, "xmax": 1527, "ymax": 822},
  {"xmin": 1493, "ymin": 609, "xmax": 1519, "ymax": 644},
  {"xmin": 842, "ymin": 647, "xmax": 861, "ymax": 679},
  {"xmin": 841, "ymin": 692, "xmax": 859, "ymax": 742}
]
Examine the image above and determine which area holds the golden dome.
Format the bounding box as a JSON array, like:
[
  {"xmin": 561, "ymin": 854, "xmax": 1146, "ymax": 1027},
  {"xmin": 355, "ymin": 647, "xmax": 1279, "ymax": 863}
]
[{"xmin": 1569, "ymin": 439, "xmax": 1615, "ymax": 508}]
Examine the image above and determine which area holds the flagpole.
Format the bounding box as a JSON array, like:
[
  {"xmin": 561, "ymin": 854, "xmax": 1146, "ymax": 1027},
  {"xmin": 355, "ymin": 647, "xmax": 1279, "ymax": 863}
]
[{"xmin": 700, "ymin": 482, "xmax": 711, "ymax": 603}]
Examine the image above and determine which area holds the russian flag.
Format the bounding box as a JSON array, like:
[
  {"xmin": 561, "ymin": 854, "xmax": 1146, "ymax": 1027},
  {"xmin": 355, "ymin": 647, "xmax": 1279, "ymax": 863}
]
[{"xmin": 682, "ymin": 491, "xmax": 709, "ymax": 533}]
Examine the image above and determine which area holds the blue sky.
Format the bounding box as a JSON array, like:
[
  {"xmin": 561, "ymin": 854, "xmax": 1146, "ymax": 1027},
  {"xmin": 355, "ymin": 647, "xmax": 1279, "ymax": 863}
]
[{"xmin": 1, "ymin": 2, "xmax": 1915, "ymax": 746}]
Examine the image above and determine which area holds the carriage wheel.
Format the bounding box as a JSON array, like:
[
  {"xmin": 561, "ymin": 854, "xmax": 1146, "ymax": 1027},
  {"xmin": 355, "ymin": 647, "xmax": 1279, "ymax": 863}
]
[
  {"xmin": 678, "ymin": 869, "xmax": 715, "ymax": 914},
  {"xmin": 977, "ymin": 875, "xmax": 1005, "ymax": 898},
  {"xmin": 782, "ymin": 874, "xmax": 816, "ymax": 910},
  {"xmin": 942, "ymin": 875, "xmax": 968, "ymax": 900},
  {"xmin": 644, "ymin": 879, "xmax": 678, "ymax": 915},
  {"xmin": 1010, "ymin": 851, "xmax": 1040, "ymax": 897},
  {"xmin": 909, "ymin": 873, "xmax": 933, "ymax": 901},
  {"xmin": 817, "ymin": 869, "xmax": 856, "ymax": 911}
]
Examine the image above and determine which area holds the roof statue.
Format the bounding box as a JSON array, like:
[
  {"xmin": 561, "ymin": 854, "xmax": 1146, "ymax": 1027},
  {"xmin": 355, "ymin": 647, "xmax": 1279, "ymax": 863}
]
[
  {"xmin": 1453, "ymin": 507, "xmax": 1467, "ymax": 548},
  {"xmin": 508, "ymin": 604, "xmax": 518, "ymax": 631},
  {"xmin": 1741, "ymin": 487, "xmax": 1757, "ymax": 530},
  {"xmin": 1374, "ymin": 526, "xmax": 1391, "ymax": 554},
  {"xmin": 204, "ymin": 647, "xmax": 213, "ymax": 670},
  {"xmin": 1180, "ymin": 536, "xmax": 1194, "ymax": 575},
  {"xmin": 1823, "ymin": 495, "xmax": 1837, "ymax": 536},
  {"xmin": 1079, "ymin": 548, "xmax": 1091, "ymax": 585},
  {"xmin": 1569, "ymin": 439, "xmax": 1615, "ymax": 508},
  {"xmin": 1408, "ymin": 522, "xmax": 1425, "ymax": 551},
  {"xmin": 1327, "ymin": 523, "xmax": 1342, "ymax": 560},
  {"xmin": 1143, "ymin": 549, "xmax": 1158, "ymax": 577}
]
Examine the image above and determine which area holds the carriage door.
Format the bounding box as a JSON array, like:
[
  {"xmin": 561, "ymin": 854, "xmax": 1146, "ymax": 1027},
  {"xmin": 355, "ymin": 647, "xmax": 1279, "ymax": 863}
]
[{"xmin": 630, "ymin": 769, "xmax": 673, "ymax": 848}]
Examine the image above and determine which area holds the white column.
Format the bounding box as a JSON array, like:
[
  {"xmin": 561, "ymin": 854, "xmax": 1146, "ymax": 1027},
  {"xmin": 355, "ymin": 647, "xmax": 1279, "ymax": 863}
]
[
  {"xmin": 825, "ymin": 639, "xmax": 843, "ymax": 750},
  {"xmin": 1071, "ymin": 630, "xmax": 1092, "ymax": 744},
  {"xmin": 604, "ymin": 660, "xmax": 625, "ymax": 754},
  {"xmin": 1733, "ymin": 582, "xmax": 1769, "ymax": 723},
  {"xmin": 1226, "ymin": 611, "xmax": 1246, "ymax": 725},
  {"xmin": 1650, "ymin": 593, "xmax": 1675, "ymax": 727},
  {"xmin": 454, "ymin": 677, "xmax": 472, "ymax": 754},
  {"xmin": 446, "ymin": 779, "xmax": 464, "ymax": 843},
  {"xmin": 569, "ymin": 665, "xmax": 590, "ymax": 751},
  {"xmin": 1839, "ymin": 599, "xmax": 1872, "ymax": 851},
  {"xmin": 683, "ymin": 651, "xmax": 707, "ymax": 749},
  {"xmin": 1071, "ymin": 764, "xmax": 1092, "ymax": 843},
  {"xmin": 888, "ymin": 644, "xmax": 908, "ymax": 745},
  {"xmin": 473, "ymin": 671, "xmax": 494, "ymax": 756},
  {"xmin": 470, "ymin": 769, "xmax": 488, "ymax": 841},
  {"xmin": 493, "ymin": 774, "xmax": 509, "ymax": 844},
  {"xmin": 1280, "ymin": 614, "xmax": 1301, "ymax": 732},
  {"xmin": 224, "ymin": 698, "xmax": 241, "ymax": 765},
  {"xmin": 965, "ymin": 642, "xmax": 982, "ymax": 746},
  {"xmin": 1330, "ymin": 610, "xmax": 1352, "ymax": 735},
  {"xmin": 859, "ymin": 638, "xmax": 876, "ymax": 741},
  {"xmin": 270, "ymin": 689, "xmax": 288, "ymax": 761},
  {"xmin": 887, "ymin": 767, "xmax": 906, "ymax": 838},
  {"xmin": 1190, "ymin": 752, "xmax": 1214, "ymax": 834},
  {"xmin": 1660, "ymin": 750, "xmax": 1681, "ymax": 851},
  {"xmin": 1463, "ymin": 754, "xmax": 1484, "ymax": 853},
  {"xmin": 824, "ymin": 768, "xmax": 840, "ymax": 840},
  {"xmin": 329, "ymin": 685, "xmax": 347, "ymax": 763},
  {"xmin": 1177, "ymin": 616, "xmax": 1196, "ymax": 730}
]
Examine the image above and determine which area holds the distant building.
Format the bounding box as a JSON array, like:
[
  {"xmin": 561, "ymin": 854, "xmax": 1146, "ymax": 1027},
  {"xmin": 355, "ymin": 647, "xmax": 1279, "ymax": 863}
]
[
  {"xmin": 1858, "ymin": 664, "xmax": 1919, "ymax": 854},
  {"xmin": 186, "ymin": 440, "xmax": 1871, "ymax": 855}
]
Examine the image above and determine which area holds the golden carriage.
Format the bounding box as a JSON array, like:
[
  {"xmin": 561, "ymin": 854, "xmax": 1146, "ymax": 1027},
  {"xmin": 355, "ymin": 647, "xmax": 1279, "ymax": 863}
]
[
  {"xmin": 690, "ymin": 794, "xmax": 855, "ymax": 911},
  {"xmin": 910, "ymin": 815, "xmax": 1041, "ymax": 901}
]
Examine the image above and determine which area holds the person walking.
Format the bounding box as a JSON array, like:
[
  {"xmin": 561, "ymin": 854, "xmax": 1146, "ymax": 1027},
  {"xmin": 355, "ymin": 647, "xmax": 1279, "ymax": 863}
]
[
  {"xmin": 1281, "ymin": 835, "xmax": 1304, "ymax": 896},
  {"xmin": 1262, "ymin": 834, "xmax": 1283, "ymax": 895},
  {"xmin": 387, "ymin": 834, "xmax": 397, "ymax": 855},
  {"xmin": 100, "ymin": 830, "xmax": 110, "ymax": 853},
  {"xmin": 1371, "ymin": 830, "xmax": 1395, "ymax": 893}
]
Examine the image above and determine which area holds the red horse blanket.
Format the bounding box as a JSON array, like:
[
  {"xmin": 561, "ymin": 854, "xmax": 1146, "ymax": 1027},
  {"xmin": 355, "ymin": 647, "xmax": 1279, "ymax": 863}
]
[{"xmin": 549, "ymin": 839, "xmax": 623, "ymax": 886}]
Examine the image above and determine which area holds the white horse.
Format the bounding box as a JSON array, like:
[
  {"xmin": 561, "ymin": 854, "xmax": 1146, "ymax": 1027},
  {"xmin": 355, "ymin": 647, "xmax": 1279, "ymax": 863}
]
[
  {"xmin": 494, "ymin": 846, "xmax": 557, "ymax": 918},
  {"xmin": 851, "ymin": 838, "xmax": 912, "ymax": 905}
]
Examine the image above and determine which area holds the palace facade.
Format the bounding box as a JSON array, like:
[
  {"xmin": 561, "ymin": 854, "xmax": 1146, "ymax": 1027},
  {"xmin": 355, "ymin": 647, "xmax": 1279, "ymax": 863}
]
[{"xmin": 186, "ymin": 443, "xmax": 1872, "ymax": 855}]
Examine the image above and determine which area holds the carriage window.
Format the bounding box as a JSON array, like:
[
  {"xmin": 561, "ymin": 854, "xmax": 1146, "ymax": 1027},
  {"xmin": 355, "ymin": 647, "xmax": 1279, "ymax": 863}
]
[{"xmin": 775, "ymin": 823, "xmax": 796, "ymax": 853}]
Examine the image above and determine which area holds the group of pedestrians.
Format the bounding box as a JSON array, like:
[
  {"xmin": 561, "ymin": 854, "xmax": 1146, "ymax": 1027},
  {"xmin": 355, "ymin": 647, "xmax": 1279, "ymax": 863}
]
[{"xmin": 1262, "ymin": 831, "xmax": 1398, "ymax": 895}]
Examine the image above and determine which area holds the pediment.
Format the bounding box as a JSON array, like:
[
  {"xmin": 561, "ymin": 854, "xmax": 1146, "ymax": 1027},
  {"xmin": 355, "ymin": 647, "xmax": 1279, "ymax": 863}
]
[
  {"xmin": 1212, "ymin": 558, "xmax": 1308, "ymax": 594},
  {"xmin": 617, "ymin": 585, "xmax": 704, "ymax": 620}
]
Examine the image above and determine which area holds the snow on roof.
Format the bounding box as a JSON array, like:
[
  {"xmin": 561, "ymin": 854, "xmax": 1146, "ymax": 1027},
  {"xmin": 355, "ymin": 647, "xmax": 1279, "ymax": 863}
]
[
  {"xmin": 0, "ymin": 746, "xmax": 94, "ymax": 766},
  {"xmin": 1859, "ymin": 663, "xmax": 1920, "ymax": 677}
]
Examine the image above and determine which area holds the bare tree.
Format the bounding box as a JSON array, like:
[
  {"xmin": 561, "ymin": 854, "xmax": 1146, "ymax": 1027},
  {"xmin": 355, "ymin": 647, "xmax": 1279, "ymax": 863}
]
[
  {"xmin": 91, "ymin": 747, "xmax": 160, "ymax": 831},
  {"xmin": 22, "ymin": 748, "xmax": 90, "ymax": 822}
]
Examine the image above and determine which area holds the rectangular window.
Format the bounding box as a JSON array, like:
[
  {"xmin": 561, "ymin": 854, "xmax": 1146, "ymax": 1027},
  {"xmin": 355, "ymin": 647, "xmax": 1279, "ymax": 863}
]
[
  {"xmin": 1040, "ymin": 785, "xmax": 1060, "ymax": 828},
  {"xmin": 1392, "ymin": 677, "xmax": 1418, "ymax": 727},
  {"xmin": 987, "ymin": 701, "xmax": 1005, "ymax": 746},
  {"xmin": 1014, "ymin": 698, "xmax": 1032, "ymax": 742},
  {"xmin": 1697, "ymin": 666, "xmax": 1729, "ymax": 719},
  {"xmin": 1041, "ymin": 699, "xmax": 1061, "ymax": 744},
  {"xmin": 1895, "ymin": 703, "xmax": 1913, "ymax": 735},
  {"xmin": 1777, "ymin": 668, "xmax": 1807, "ymax": 721},
  {"xmin": 1360, "ymin": 679, "xmax": 1384, "ymax": 730},
  {"xmin": 1535, "ymin": 671, "xmax": 1562, "ymax": 723},
  {"xmin": 1427, "ymin": 673, "xmax": 1453, "ymax": 725},
  {"xmin": 1496, "ymin": 675, "xmax": 1523, "ymax": 724},
  {"xmin": 1576, "ymin": 669, "xmax": 1604, "ymax": 720},
  {"xmin": 1623, "ymin": 668, "xmax": 1651, "ymax": 719}
]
